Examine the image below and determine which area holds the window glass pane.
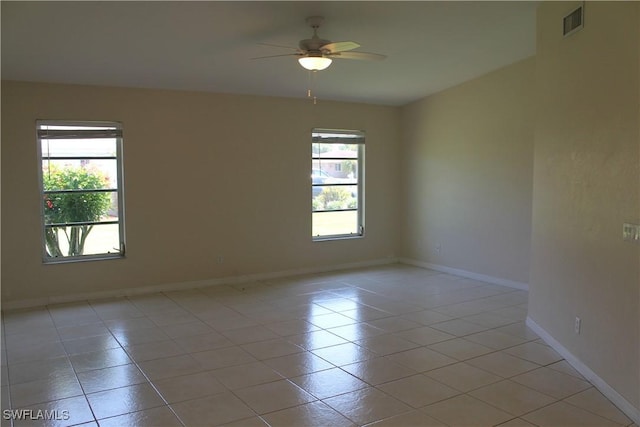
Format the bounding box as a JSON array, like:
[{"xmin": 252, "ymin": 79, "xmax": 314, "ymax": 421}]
[
  {"xmin": 41, "ymin": 138, "xmax": 117, "ymax": 158},
  {"xmin": 312, "ymin": 159, "xmax": 358, "ymax": 184},
  {"xmin": 44, "ymin": 191, "xmax": 118, "ymax": 225},
  {"xmin": 44, "ymin": 223, "xmax": 120, "ymax": 258},
  {"xmin": 312, "ymin": 185, "xmax": 358, "ymax": 212},
  {"xmin": 312, "ymin": 143, "xmax": 359, "ymax": 158},
  {"xmin": 312, "ymin": 211, "xmax": 359, "ymax": 237},
  {"xmin": 42, "ymin": 159, "xmax": 117, "ymax": 191}
]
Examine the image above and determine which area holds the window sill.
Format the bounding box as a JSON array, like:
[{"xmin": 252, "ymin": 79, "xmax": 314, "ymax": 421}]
[
  {"xmin": 43, "ymin": 253, "xmax": 125, "ymax": 265},
  {"xmin": 313, "ymin": 234, "xmax": 364, "ymax": 242}
]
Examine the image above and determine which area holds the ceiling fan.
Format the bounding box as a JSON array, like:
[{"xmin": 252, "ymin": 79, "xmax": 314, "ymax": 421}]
[{"xmin": 254, "ymin": 16, "xmax": 386, "ymax": 71}]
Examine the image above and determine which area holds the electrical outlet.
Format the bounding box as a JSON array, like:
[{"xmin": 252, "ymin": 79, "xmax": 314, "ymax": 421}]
[
  {"xmin": 217, "ymin": 256, "xmax": 224, "ymax": 264},
  {"xmin": 574, "ymin": 316, "xmax": 581, "ymax": 334},
  {"xmin": 436, "ymin": 243, "xmax": 442, "ymax": 254}
]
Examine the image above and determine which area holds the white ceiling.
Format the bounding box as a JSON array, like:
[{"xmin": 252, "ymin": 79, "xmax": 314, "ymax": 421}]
[{"xmin": 1, "ymin": 1, "xmax": 537, "ymax": 106}]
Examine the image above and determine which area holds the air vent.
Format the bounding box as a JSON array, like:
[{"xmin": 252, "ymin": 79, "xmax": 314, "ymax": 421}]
[{"xmin": 563, "ymin": 4, "xmax": 584, "ymax": 37}]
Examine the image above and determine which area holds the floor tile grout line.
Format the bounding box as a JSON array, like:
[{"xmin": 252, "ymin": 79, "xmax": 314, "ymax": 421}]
[
  {"xmin": 92, "ymin": 329, "xmax": 187, "ymax": 426},
  {"xmin": 63, "ymin": 302, "xmax": 144, "ymax": 426},
  {"xmin": 226, "ymin": 377, "xmax": 316, "ymax": 423},
  {"xmin": 5, "ymin": 307, "xmax": 89, "ymax": 412},
  {"xmin": 1, "ymin": 266, "xmax": 630, "ymax": 427},
  {"xmin": 72, "ymin": 298, "xmax": 189, "ymax": 426},
  {"xmin": 0, "ymin": 312, "xmax": 13, "ymax": 427},
  {"xmin": 560, "ymin": 390, "xmax": 635, "ymax": 426}
]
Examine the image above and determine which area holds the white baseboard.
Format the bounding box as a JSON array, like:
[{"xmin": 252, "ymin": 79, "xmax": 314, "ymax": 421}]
[
  {"xmin": 399, "ymin": 258, "xmax": 529, "ymax": 291},
  {"xmin": 1, "ymin": 257, "xmax": 399, "ymax": 310},
  {"xmin": 526, "ymin": 316, "xmax": 640, "ymax": 424}
]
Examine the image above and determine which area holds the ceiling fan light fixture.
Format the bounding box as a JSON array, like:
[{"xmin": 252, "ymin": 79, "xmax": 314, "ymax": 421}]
[{"xmin": 298, "ymin": 56, "xmax": 332, "ymax": 71}]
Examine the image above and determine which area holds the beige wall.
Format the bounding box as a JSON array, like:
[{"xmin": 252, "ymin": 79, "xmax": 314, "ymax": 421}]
[
  {"xmin": 529, "ymin": 1, "xmax": 639, "ymax": 409},
  {"xmin": 399, "ymin": 57, "xmax": 535, "ymax": 285},
  {"xmin": 1, "ymin": 81, "xmax": 400, "ymax": 303}
]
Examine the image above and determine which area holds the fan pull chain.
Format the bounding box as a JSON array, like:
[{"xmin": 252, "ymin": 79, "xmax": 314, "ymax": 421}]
[{"xmin": 307, "ymin": 70, "xmax": 319, "ymax": 104}]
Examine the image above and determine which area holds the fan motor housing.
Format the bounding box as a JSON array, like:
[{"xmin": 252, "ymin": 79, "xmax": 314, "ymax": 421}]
[{"xmin": 299, "ymin": 38, "xmax": 331, "ymax": 52}]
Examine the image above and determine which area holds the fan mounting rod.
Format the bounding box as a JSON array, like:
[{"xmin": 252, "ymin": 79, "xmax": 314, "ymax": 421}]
[
  {"xmin": 306, "ymin": 16, "xmax": 324, "ymax": 30},
  {"xmin": 300, "ymin": 16, "xmax": 330, "ymax": 53}
]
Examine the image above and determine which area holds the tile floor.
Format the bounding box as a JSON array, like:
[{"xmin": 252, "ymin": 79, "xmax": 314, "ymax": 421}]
[{"xmin": 0, "ymin": 264, "xmax": 636, "ymax": 427}]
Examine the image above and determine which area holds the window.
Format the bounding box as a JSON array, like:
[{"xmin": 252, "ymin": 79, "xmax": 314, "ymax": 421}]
[
  {"xmin": 37, "ymin": 121, "xmax": 125, "ymax": 262},
  {"xmin": 311, "ymin": 129, "xmax": 364, "ymax": 240}
]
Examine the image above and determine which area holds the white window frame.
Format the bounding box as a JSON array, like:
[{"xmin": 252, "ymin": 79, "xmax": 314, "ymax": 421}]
[
  {"xmin": 312, "ymin": 128, "xmax": 365, "ymax": 241},
  {"xmin": 37, "ymin": 120, "xmax": 125, "ymax": 263}
]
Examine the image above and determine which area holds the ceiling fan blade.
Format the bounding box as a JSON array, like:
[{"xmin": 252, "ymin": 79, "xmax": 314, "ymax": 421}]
[
  {"xmin": 257, "ymin": 42, "xmax": 299, "ymax": 51},
  {"xmin": 331, "ymin": 51, "xmax": 387, "ymax": 61},
  {"xmin": 251, "ymin": 53, "xmax": 299, "ymax": 60},
  {"xmin": 322, "ymin": 41, "xmax": 360, "ymax": 53}
]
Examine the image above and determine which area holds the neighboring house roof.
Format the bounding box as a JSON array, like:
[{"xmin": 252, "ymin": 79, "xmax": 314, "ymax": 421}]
[{"xmin": 314, "ymin": 150, "xmax": 357, "ymax": 158}]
